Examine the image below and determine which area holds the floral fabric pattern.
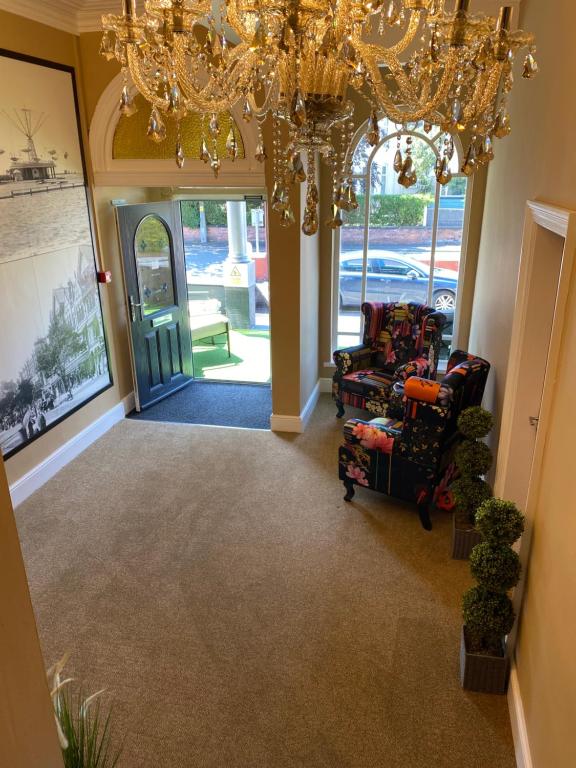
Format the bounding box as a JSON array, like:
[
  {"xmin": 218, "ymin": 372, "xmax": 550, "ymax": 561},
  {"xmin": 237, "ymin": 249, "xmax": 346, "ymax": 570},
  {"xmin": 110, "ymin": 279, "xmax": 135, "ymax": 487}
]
[
  {"xmin": 338, "ymin": 350, "xmax": 491, "ymax": 510},
  {"xmin": 333, "ymin": 302, "xmax": 445, "ymax": 418}
]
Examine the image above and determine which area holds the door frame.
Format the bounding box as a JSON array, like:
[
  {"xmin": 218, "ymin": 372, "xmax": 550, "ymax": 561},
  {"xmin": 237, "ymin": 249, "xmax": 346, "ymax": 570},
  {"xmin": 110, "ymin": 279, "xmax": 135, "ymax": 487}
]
[{"xmin": 495, "ymin": 201, "xmax": 576, "ymax": 647}]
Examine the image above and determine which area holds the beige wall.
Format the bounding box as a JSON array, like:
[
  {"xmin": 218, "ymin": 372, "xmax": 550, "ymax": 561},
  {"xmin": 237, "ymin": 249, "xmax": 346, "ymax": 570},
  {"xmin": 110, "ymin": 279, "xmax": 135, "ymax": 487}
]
[
  {"xmin": 0, "ymin": 456, "xmax": 63, "ymax": 766},
  {"xmin": 469, "ymin": 0, "xmax": 576, "ymax": 764}
]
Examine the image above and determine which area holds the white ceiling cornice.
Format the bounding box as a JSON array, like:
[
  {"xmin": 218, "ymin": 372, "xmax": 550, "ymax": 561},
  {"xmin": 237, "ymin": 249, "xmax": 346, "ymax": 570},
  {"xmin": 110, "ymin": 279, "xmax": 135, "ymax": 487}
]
[
  {"xmin": 0, "ymin": 0, "xmax": 525, "ymax": 38},
  {"xmin": 0, "ymin": 0, "xmax": 117, "ymax": 35}
]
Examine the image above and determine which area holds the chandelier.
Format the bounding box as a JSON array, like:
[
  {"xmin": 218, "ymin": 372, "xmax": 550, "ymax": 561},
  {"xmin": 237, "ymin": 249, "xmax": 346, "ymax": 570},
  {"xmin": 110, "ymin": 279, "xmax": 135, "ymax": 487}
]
[{"xmin": 101, "ymin": 0, "xmax": 536, "ymax": 235}]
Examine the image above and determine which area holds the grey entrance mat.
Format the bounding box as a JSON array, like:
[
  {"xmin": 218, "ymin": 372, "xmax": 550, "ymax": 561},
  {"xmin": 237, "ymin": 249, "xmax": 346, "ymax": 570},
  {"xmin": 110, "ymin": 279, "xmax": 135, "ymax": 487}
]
[{"xmin": 127, "ymin": 380, "xmax": 271, "ymax": 430}]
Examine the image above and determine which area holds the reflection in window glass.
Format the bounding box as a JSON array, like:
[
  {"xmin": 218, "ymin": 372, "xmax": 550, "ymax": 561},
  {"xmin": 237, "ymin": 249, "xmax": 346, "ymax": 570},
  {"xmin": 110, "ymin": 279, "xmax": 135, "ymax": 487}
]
[
  {"xmin": 337, "ymin": 126, "xmax": 468, "ymax": 367},
  {"xmin": 134, "ymin": 215, "xmax": 175, "ymax": 316}
]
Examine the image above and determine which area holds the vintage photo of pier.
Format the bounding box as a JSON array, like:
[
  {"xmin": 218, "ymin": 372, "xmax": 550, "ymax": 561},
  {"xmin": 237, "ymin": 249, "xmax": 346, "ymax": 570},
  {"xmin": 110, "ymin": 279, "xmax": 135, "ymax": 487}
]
[{"xmin": 0, "ymin": 50, "xmax": 111, "ymax": 459}]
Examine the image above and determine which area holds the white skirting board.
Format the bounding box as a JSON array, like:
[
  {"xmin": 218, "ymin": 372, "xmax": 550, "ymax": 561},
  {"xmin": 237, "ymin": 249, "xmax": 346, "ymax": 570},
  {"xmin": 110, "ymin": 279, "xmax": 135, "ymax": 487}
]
[
  {"xmin": 9, "ymin": 393, "xmax": 135, "ymax": 508},
  {"xmin": 508, "ymin": 663, "xmax": 533, "ymax": 768},
  {"xmin": 270, "ymin": 379, "xmax": 325, "ymax": 433}
]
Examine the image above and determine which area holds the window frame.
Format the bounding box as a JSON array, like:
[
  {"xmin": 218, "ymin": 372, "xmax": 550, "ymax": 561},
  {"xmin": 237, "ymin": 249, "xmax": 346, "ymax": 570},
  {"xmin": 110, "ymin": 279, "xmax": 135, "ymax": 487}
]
[{"xmin": 331, "ymin": 121, "xmax": 475, "ymax": 372}]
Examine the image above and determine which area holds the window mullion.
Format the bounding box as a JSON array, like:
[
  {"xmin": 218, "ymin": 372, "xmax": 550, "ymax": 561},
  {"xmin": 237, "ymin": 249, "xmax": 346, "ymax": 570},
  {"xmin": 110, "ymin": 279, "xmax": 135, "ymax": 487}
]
[
  {"xmin": 428, "ymin": 181, "xmax": 441, "ymax": 307},
  {"xmin": 360, "ymin": 170, "xmax": 371, "ymax": 342}
]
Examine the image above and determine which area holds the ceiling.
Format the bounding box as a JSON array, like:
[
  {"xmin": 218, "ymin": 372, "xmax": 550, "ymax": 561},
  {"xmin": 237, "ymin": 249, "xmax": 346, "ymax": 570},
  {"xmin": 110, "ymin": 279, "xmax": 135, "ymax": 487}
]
[{"xmin": 0, "ymin": 0, "xmax": 522, "ymax": 36}]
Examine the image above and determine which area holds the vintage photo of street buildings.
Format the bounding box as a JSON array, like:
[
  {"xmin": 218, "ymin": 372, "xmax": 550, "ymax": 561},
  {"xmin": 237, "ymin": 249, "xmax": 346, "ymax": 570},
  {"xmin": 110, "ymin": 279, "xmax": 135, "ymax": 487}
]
[{"xmin": 0, "ymin": 52, "xmax": 110, "ymax": 458}]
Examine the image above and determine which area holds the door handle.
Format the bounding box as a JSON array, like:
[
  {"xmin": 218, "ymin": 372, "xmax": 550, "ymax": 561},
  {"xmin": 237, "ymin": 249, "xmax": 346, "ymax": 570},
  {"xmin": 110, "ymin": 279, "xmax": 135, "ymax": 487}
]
[{"xmin": 129, "ymin": 295, "xmax": 142, "ymax": 322}]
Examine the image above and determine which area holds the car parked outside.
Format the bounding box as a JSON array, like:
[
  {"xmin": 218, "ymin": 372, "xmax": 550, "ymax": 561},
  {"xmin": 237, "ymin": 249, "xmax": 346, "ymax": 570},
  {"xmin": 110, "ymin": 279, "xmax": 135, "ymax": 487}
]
[{"xmin": 339, "ymin": 252, "xmax": 457, "ymax": 328}]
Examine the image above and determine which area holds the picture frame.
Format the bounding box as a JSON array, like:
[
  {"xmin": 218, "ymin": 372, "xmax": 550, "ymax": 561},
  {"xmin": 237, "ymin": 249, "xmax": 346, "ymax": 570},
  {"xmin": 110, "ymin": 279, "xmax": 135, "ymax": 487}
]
[{"xmin": 0, "ymin": 48, "xmax": 112, "ymax": 460}]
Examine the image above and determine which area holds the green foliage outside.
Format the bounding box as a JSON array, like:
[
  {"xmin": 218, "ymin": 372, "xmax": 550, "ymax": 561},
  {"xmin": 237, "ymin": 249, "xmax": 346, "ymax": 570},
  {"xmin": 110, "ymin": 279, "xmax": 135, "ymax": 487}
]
[
  {"xmin": 181, "ymin": 200, "xmax": 264, "ymax": 229},
  {"xmin": 343, "ymin": 193, "xmax": 433, "ymax": 227}
]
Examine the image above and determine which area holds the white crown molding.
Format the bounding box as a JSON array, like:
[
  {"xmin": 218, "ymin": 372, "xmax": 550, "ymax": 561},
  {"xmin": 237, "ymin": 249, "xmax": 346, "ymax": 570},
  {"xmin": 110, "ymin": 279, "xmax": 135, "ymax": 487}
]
[
  {"xmin": 0, "ymin": 0, "xmax": 116, "ymax": 35},
  {"xmin": 77, "ymin": 1, "xmax": 116, "ymax": 33},
  {"xmin": 0, "ymin": 0, "xmax": 80, "ymax": 34}
]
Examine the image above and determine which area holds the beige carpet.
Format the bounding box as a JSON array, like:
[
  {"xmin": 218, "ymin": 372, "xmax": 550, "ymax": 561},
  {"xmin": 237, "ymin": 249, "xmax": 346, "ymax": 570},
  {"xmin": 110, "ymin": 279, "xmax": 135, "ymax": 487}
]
[{"xmin": 15, "ymin": 396, "xmax": 515, "ymax": 767}]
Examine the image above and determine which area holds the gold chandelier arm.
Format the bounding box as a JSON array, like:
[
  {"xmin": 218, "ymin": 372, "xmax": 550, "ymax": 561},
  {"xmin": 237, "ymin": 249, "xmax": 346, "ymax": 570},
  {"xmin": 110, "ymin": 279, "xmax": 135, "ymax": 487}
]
[
  {"xmin": 126, "ymin": 45, "xmax": 170, "ymax": 111},
  {"xmin": 463, "ymin": 62, "xmax": 505, "ymax": 123},
  {"xmin": 248, "ymin": 74, "xmax": 280, "ymax": 117},
  {"xmin": 225, "ymin": 0, "xmax": 252, "ymax": 43},
  {"xmin": 387, "ymin": 10, "xmax": 424, "ymax": 57},
  {"xmin": 356, "ymin": 39, "xmax": 422, "ymax": 108},
  {"xmin": 360, "ymin": 45, "xmax": 460, "ymax": 123}
]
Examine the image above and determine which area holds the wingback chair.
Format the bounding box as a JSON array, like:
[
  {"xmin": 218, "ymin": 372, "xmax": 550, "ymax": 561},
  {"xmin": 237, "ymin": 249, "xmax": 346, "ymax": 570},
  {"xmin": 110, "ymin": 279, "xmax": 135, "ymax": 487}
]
[
  {"xmin": 338, "ymin": 350, "xmax": 490, "ymax": 530},
  {"xmin": 332, "ymin": 302, "xmax": 446, "ymax": 419}
]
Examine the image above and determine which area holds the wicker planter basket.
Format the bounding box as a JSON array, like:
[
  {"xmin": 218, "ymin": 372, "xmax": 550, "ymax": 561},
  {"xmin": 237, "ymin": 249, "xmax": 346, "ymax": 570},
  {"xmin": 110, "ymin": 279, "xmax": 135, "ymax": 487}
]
[
  {"xmin": 452, "ymin": 514, "xmax": 482, "ymax": 560},
  {"xmin": 460, "ymin": 626, "xmax": 510, "ymax": 694}
]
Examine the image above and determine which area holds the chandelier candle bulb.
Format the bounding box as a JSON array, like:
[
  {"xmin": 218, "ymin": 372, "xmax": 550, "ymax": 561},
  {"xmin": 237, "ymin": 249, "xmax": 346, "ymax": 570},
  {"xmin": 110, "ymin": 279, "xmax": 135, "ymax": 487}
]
[{"xmin": 102, "ymin": 0, "xmax": 536, "ymax": 233}]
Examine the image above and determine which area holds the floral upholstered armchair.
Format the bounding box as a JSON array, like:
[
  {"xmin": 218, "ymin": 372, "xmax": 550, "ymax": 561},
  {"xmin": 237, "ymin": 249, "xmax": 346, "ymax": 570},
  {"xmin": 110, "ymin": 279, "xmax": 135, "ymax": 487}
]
[
  {"xmin": 332, "ymin": 302, "xmax": 446, "ymax": 419},
  {"xmin": 338, "ymin": 350, "xmax": 490, "ymax": 530}
]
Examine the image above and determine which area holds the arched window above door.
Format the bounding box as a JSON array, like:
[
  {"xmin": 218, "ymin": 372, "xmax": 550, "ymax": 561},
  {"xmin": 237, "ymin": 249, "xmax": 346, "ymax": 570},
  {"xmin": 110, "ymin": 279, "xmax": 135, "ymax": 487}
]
[
  {"xmin": 113, "ymin": 95, "xmax": 245, "ymax": 161},
  {"xmin": 333, "ymin": 118, "xmax": 471, "ymax": 369},
  {"xmin": 89, "ymin": 73, "xmax": 263, "ymax": 188}
]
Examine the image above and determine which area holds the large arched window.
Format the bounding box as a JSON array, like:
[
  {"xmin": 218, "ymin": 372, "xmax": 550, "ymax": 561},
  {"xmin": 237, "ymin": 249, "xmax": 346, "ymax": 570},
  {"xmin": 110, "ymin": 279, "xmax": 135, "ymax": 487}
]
[{"xmin": 333, "ymin": 118, "xmax": 471, "ymax": 368}]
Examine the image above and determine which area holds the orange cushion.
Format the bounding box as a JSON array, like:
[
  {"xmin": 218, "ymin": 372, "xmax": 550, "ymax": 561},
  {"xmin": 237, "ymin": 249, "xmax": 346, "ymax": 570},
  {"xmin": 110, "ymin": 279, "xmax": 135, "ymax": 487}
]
[{"xmin": 404, "ymin": 377, "xmax": 441, "ymax": 403}]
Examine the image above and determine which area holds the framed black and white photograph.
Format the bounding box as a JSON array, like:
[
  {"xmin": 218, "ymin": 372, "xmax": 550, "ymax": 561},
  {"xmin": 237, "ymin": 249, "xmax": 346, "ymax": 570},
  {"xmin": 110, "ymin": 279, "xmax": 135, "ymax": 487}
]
[{"xmin": 0, "ymin": 49, "xmax": 111, "ymax": 460}]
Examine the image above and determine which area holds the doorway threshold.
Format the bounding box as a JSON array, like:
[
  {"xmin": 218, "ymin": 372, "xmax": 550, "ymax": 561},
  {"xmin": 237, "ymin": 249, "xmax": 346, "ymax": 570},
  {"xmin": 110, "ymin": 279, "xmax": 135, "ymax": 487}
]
[{"xmin": 127, "ymin": 380, "xmax": 271, "ymax": 430}]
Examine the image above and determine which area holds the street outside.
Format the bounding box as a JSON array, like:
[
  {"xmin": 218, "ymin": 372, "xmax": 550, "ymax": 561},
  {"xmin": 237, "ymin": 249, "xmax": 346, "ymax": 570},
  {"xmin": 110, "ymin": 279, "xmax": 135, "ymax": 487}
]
[
  {"xmin": 184, "ymin": 239, "xmax": 461, "ymax": 277},
  {"xmin": 184, "ymin": 232, "xmax": 460, "ymax": 374}
]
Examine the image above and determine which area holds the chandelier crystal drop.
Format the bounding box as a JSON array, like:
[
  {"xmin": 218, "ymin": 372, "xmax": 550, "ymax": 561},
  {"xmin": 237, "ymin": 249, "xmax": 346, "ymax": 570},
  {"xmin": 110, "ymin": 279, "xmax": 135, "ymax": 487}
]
[{"xmin": 102, "ymin": 0, "xmax": 536, "ymax": 234}]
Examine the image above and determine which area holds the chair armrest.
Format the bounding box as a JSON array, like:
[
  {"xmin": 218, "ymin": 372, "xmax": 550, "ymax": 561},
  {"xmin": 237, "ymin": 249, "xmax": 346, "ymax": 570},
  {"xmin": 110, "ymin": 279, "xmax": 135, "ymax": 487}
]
[
  {"xmin": 333, "ymin": 345, "xmax": 373, "ymax": 377},
  {"xmin": 343, "ymin": 418, "xmax": 398, "ymax": 453},
  {"xmin": 393, "ymin": 357, "xmax": 431, "ymax": 382},
  {"xmin": 399, "ymin": 376, "xmax": 456, "ymax": 411}
]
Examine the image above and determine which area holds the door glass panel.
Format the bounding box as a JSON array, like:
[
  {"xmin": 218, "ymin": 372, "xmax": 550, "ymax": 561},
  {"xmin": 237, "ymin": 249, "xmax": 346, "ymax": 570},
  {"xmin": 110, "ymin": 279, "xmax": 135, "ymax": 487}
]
[{"xmin": 134, "ymin": 215, "xmax": 176, "ymax": 316}]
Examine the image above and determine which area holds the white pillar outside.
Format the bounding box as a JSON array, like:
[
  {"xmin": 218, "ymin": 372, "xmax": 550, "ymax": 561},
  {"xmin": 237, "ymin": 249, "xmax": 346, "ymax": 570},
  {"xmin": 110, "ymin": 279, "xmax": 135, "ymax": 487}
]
[{"xmin": 223, "ymin": 201, "xmax": 255, "ymax": 328}]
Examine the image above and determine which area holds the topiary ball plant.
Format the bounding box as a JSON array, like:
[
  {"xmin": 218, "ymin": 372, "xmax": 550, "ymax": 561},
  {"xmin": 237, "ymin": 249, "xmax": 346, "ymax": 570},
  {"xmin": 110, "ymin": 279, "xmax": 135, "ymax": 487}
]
[
  {"xmin": 475, "ymin": 498, "xmax": 525, "ymax": 545},
  {"xmin": 469, "ymin": 542, "xmax": 521, "ymax": 592},
  {"xmin": 451, "ymin": 476, "xmax": 492, "ymax": 522},
  {"xmin": 454, "ymin": 440, "xmax": 493, "ymax": 477},
  {"xmin": 451, "ymin": 405, "xmax": 494, "ymax": 527},
  {"xmin": 462, "ymin": 586, "xmax": 515, "ymax": 654},
  {"xmin": 457, "ymin": 406, "xmax": 494, "ymax": 440},
  {"xmin": 462, "ymin": 496, "xmax": 525, "ymax": 656}
]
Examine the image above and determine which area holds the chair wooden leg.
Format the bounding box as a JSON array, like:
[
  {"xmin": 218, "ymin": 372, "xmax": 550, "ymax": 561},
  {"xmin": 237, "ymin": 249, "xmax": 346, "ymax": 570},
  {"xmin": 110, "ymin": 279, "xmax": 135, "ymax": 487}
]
[
  {"xmin": 336, "ymin": 399, "xmax": 345, "ymax": 418},
  {"xmin": 343, "ymin": 480, "xmax": 355, "ymax": 502},
  {"xmin": 417, "ymin": 502, "xmax": 433, "ymax": 531}
]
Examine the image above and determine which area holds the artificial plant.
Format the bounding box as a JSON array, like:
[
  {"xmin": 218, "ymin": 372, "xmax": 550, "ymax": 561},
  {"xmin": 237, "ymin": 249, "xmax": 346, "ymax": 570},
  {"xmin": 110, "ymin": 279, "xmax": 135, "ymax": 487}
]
[
  {"xmin": 451, "ymin": 406, "xmax": 494, "ymax": 525},
  {"xmin": 463, "ymin": 498, "xmax": 525, "ymax": 654},
  {"xmin": 48, "ymin": 655, "xmax": 122, "ymax": 768}
]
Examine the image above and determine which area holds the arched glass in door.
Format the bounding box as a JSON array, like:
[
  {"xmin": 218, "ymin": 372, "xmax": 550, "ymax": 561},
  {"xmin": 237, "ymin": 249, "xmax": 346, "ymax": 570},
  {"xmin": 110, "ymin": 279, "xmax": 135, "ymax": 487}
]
[
  {"xmin": 335, "ymin": 118, "xmax": 470, "ymax": 366},
  {"xmin": 134, "ymin": 214, "xmax": 176, "ymax": 316}
]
